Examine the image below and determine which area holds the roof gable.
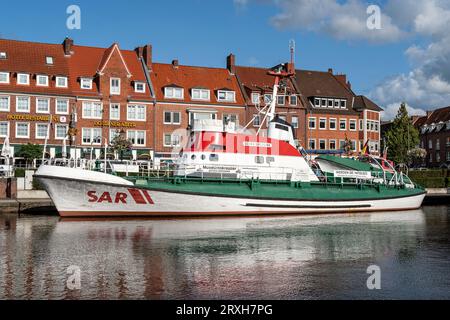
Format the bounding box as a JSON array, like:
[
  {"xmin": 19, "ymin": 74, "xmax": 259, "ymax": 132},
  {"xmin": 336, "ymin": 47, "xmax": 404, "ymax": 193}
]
[{"xmin": 97, "ymin": 43, "xmax": 132, "ymax": 77}]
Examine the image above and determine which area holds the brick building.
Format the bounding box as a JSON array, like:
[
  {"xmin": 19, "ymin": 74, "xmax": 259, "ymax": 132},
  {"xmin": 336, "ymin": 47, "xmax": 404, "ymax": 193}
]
[
  {"xmin": 0, "ymin": 38, "xmax": 154, "ymax": 160},
  {"xmin": 149, "ymin": 57, "xmax": 246, "ymax": 161},
  {"xmin": 295, "ymin": 69, "xmax": 382, "ymax": 155},
  {"xmin": 413, "ymin": 106, "xmax": 450, "ymax": 168}
]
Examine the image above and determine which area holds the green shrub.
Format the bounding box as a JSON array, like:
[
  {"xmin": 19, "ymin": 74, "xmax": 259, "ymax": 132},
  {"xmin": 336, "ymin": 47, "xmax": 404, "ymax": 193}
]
[
  {"xmin": 411, "ymin": 177, "xmax": 446, "ymax": 188},
  {"xmin": 14, "ymin": 168, "xmax": 25, "ymax": 177}
]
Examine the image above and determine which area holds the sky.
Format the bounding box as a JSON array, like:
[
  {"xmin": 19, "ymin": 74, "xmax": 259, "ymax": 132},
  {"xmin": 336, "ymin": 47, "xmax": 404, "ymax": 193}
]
[{"xmin": 1, "ymin": 0, "xmax": 450, "ymax": 120}]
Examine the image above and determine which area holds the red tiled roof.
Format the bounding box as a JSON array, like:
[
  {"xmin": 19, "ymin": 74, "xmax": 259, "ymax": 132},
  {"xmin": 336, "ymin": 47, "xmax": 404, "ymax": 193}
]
[
  {"xmin": 0, "ymin": 38, "xmax": 150, "ymax": 100},
  {"xmin": 295, "ymin": 69, "xmax": 353, "ymax": 99},
  {"xmin": 421, "ymin": 106, "xmax": 450, "ymax": 125},
  {"xmin": 151, "ymin": 63, "xmax": 245, "ymax": 106},
  {"xmin": 0, "ymin": 38, "xmax": 71, "ymax": 95},
  {"xmin": 354, "ymin": 95, "xmax": 383, "ymax": 112}
]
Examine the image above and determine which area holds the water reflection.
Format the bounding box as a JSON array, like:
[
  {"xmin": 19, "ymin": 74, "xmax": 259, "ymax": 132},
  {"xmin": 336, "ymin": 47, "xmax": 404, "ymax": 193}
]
[{"xmin": 0, "ymin": 207, "xmax": 449, "ymax": 299}]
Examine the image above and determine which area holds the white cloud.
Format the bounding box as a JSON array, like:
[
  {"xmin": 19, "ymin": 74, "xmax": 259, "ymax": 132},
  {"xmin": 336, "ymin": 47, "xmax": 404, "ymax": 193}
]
[
  {"xmin": 269, "ymin": 0, "xmax": 405, "ymax": 43},
  {"xmin": 381, "ymin": 103, "xmax": 426, "ymax": 121}
]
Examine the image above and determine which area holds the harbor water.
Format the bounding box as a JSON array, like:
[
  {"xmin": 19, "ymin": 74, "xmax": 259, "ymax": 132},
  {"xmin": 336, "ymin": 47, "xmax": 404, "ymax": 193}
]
[{"xmin": 0, "ymin": 206, "xmax": 449, "ymax": 299}]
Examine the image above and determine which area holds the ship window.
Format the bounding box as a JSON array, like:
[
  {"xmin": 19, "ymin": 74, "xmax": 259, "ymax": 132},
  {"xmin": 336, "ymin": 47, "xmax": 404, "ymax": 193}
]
[
  {"xmin": 275, "ymin": 124, "xmax": 289, "ymax": 131},
  {"xmin": 209, "ymin": 154, "xmax": 219, "ymax": 162},
  {"xmin": 266, "ymin": 156, "xmax": 275, "ymax": 164},
  {"xmin": 255, "ymin": 156, "xmax": 264, "ymax": 164},
  {"xmin": 208, "ymin": 144, "xmax": 226, "ymax": 151},
  {"xmin": 191, "ymin": 155, "xmax": 196, "ymax": 160},
  {"xmin": 201, "ymin": 154, "xmax": 206, "ymax": 160}
]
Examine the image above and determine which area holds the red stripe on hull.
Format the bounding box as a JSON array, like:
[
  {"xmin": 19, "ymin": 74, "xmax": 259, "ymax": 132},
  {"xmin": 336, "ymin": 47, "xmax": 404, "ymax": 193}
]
[{"xmin": 127, "ymin": 189, "xmax": 147, "ymax": 204}]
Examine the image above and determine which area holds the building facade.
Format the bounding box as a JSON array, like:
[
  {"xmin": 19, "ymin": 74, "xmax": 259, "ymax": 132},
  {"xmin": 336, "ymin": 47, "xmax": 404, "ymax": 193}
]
[
  {"xmin": 295, "ymin": 69, "xmax": 382, "ymax": 155},
  {"xmin": 413, "ymin": 107, "xmax": 450, "ymax": 168},
  {"xmin": 0, "ymin": 37, "xmax": 382, "ymax": 163}
]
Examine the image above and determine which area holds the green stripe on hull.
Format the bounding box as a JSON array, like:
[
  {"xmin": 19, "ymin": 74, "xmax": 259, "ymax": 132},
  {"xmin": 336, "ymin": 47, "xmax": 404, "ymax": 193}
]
[{"xmin": 128, "ymin": 177, "xmax": 425, "ymax": 201}]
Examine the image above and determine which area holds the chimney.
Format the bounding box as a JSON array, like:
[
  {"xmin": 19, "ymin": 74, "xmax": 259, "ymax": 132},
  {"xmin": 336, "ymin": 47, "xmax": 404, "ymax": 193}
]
[
  {"xmin": 287, "ymin": 62, "xmax": 295, "ymax": 74},
  {"xmin": 172, "ymin": 59, "xmax": 179, "ymax": 68},
  {"xmin": 227, "ymin": 53, "xmax": 236, "ymax": 74},
  {"xmin": 63, "ymin": 37, "xmax": 73, "ymax": 56},
  {"xmin": 143, "ymin": 44, "xmax": 152, "ymax": 70},
  {"xmin": 135, "ymin": 46, "xmax": 144, "ymax": 58},
  {"xmin": 328, "ymin": 68, "xmax": 333, "ymax": 74}
]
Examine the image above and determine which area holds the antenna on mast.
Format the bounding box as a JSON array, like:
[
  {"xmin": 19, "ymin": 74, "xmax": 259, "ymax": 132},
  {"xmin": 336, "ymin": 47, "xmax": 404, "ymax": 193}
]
[{"xmin": 289, "ymin": 39, "xmax": 295, "ymax": 65}]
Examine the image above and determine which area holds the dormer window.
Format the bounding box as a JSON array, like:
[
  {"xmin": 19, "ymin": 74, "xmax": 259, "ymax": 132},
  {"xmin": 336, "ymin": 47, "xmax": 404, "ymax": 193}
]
[
  {"xmin": 321, "ymin": 98, "xmax": 327, "ymax": 107},
  {"xmin": 263, "ymin": 94, "xmax": 272, "ymax": 104},
  {"xmin": 46, "ymin": 56, "xmax": 54, "ymax": 65},
  {"xmin": 191, "ymin": 88, "xmax": 210, "ymax": 100},
  {"xmin": 37, "ymin": 75, "xmax": 49, "ymax": 87},
  {"xmin": 80, "ymin": 78, "xmax": 93, "ymax": 90},
  {"xmin": 340, "ymin": 100, "xmax": 347, "ymax": 109},
  {"xmin": 0, "ymin": 52, "xmax": 6, "ymax": 59},
  {"xmin": 218, "ymin": 90, "xmax": 236, "ymax": 102},
  {"xmin": 56, "ymin": 76, "xmax": 68, "ymax": 88},
  {"xmin": 277, "ymin": 95, "xmax": 285, "ymax": 105},
  {"xmin": 17, "ymin": 73, "xmax": 30, "ymax": 85},
  {"xmin": 251, "ymin": 93, "xmax": 260, "ymax": 104},
  {"xmin": 134, "ymin": 82, "xmax": 146, "ymax": 93},
  {"xmin": 164, "ymin": 87, "xmax": 183, "ymax": 99},
  {"xmin": 0, "ymin": 72, "xmax": 9, "ymax": 84},
  {"xmin": 314, "ymin": 98, "xmax": 320, "ymax": 107}
]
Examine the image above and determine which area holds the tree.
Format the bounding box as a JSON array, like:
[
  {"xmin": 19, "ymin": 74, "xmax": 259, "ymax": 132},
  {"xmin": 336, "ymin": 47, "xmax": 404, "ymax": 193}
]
[
  {"xmin": 108, "ymin": 130, "xmax": 133, "ymax": 161},
  {"xmin": 385, "ymin": 103, "xmax": 420, "ymax": 165},
  {"xmin": 17, "ymin": 143, "xmax": 43, "ymax": 166}
]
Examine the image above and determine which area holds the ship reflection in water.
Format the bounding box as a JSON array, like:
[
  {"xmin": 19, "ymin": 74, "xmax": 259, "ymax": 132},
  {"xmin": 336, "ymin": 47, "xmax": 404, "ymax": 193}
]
[{"xmin": 0, "ymin": 206, "xmax": 449, "ymax": 299}]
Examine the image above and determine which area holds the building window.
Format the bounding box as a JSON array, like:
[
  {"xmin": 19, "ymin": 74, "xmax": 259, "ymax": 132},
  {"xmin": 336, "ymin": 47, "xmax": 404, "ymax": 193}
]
[
  {"xmin": 308, "ymin": 117, "xmax": 316, "ymax": 129},
  {"xmin": 127, "ymin": 130, "xmax": 146, "ymax": 146},
  {"xmin": 0, "ymin": 72, "xmax": 10, "ymax": 84},
  {"xmin": 290, "ymin": 95, "xmax": 297, "ymax": 106},
  {"xmin": 46, "ymin": 56, "xmax": 54, "ymax": 65},
  {"xmin": 251, "ymin": 93, "xmax": 260, "ymax": 104},
  {"xmin": 56, "ymin": 99, "xmax": 69, "ymax": 114},
  {"xmin": 447, "ymin": 151, "xmax": 450, "ymax": 161},
  {"xmin": 339, "ymin": 140, "xmax": 346, "ymax": 150},
  {"xmin": 82, "ymin": 101, "xmax": 103, "ymax": 119},
  {"xmin": 164, "ymin": 87, "xmax": 184, "ymax": 99},
  {"xmin": 36, "ymin": 123, "xmax": 49, "ymax": 139},
  {"xmin": 359, "ymin": 119, "xmax": 363, "ymax": 131},
  {"xmin": 0, "ymin": 52, "xmax": 6, "ymax": 59},
  {"xmin": 164, "ymin": 111, "xmax": 181, "ymax": 125},
  {"xmin": 163, "ymin": 133, "xmax": 180, "ymax": 147},
  {"xmin": 339, "ymin": 119, "xmax": 347, "ymax": 130},
  {"xmin": 329, "ymin": 139, "xmax": 336, "ymax": 150},
  {"xmin": 134, "ymin": 82, "xmax": 146, "ymax": 93},
  {"xmin": 81, "ymin": 78, "xmax": 93, "ymax": 90},
  {"xmin": 109, "ymin": 129, "xmax": 120, "ymax": 142},
  {"xmin": 17, "ymin": 73, "xmax": 30, "ymax": 85},
  {"xmin": 191, "ymin": 88, "xmax": 210, "ymax": 100},
  {"xmin": 321, "ymin": 98, "xmax": 327, "ymax": 107},
  {"xmin": 429, "ymin": 153, "xmax": 433, "ymax": 162},
  {"xmin": 329, "ymin": 118, "xmax": 337, "ymax": 130},
  {"xmin": 56, "ymin": 76, "xmax": 68, "ymax": 88},
  {"xmin": 328, "ymin": 99, "xmax": 333, "ymax": 108},
  {"xmin": 428, "ymin": 139, "xmax": 433, "ymax": 149},
  {"xmin": 0, "ymin": 96, "xmax": 10, "ymax": 111},
  {"xmin": 0, "ymin": 122, "xmax": 9, "ymax": 137},
  {"xmin": 340, "ymin": 100, "xmax": 347, "ymax": 109},
  {"xmin": 82, "ymin": 128, "xmax": 102, "ymax": 145},
  {"xmin": 15, "ymin": 122, "xmax": 30, "ymax": 138},
  {"xmin": 351, "ymin": 140, "xmax": 357, "ymax": 151},
  {"xmin": 319, "ymin": 118, "xmax": 327, "ymax": 130},
  {"xmin": 291, "ymin": 116, "xmax": 299, "ymax": 129},
  {"xmin": 436, "ymin": 152, "xmax": 441, "ymax": 162},
  {"xmin": 349, "ymin": 119, "xmax": 357, "ymax": 131},
  {"xmin": 110, "ymin": 104, "xmax": 120, "ymax": 120},
  {"xmin": 223, "ymin": 114, "xmax": 239, "ymax": 126},
  {"xmin": 16, "ymin": 96, "xmax": 30, "ymax": 112},
  {"xmin": 37, "ymin": 75, "xmax": 49, "ymax": 86},
  {"xmin": 277, "ymin": 95, "xmax": 285, "ymax": 105},
  {"xmin": 308, "ymin": 139, "xmax": 316, "ymax": 150},
  {"xmin": 319, "ymin": 139, "xmax": 326, "ymax": 150},
  {"xmin": 279, "ymin": 115, "xmax": 287, "ymax": 122},
  {"xmin": 218, "ymin": 90, "xmax": 236, "ymax": 102},
  {"xmin": 334, "ymin": 100, "xmax": 340, "ymax": 108},
  {"xmin": 253, "ymin": 114, "xmax": 261, "ymax": 127},
  {"xmin": 314, "ymin": 98, "xmax": 320, "ymax": 107},
  {"xmin": 55, "ymin": 124, "xmax": 68, "ymax": 140},
  {"xmin": 127, "ymin": 105, "xmax": 146, "ymax": 121},
  {"xmin": 36, "ymin": 98, "xmax": 50, "ymax": 113},
  {"xmin": 436, "ymin": 139, "xmax": 440, "ymax": 150},
  {"xmin": 263, "ymin": 94, "xmax": 273, "ymax": 104},
  {"xmin": 110, "ymin": 78, "xmax": 120, "ymax": 95}
]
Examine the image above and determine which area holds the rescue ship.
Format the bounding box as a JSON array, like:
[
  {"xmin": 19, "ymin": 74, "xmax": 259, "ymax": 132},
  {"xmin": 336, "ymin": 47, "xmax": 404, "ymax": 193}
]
[{"xmin": 34, "ymin": 65, "xmax": 426, "ymax": 217}]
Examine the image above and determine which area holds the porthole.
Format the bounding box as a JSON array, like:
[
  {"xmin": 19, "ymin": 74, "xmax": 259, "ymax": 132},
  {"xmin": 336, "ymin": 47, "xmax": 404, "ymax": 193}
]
[
  {"xmin": 201, "ymin": 154, "xmax": 206, "ymax": 160},
  {"xmin": 191, "ymin": 155, "xmax": 196, "ymax": 160}
]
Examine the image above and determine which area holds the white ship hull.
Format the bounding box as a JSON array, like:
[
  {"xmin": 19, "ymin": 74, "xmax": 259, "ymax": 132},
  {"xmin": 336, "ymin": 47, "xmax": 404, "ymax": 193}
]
[{"xmin": 35, "ymin": 166, "xmax": 426, "ymax": 218}]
